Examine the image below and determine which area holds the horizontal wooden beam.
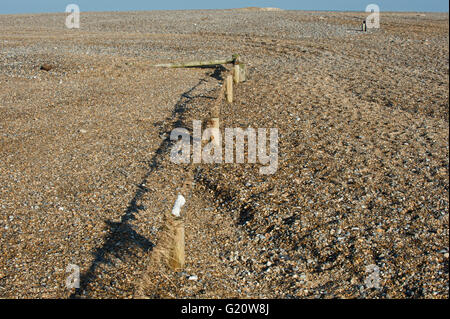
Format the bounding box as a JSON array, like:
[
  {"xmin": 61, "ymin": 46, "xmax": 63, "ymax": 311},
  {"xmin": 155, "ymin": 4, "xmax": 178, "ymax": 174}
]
[{"xmin": 152, "ymin": 54, "xmax": 240, "ymax": 68}]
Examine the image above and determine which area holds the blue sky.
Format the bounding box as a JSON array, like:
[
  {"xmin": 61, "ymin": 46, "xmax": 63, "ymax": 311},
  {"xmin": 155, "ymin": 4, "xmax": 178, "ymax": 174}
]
[{"xmin": 1, "ymin": 0, "xmax": 448, "ymax": 14}]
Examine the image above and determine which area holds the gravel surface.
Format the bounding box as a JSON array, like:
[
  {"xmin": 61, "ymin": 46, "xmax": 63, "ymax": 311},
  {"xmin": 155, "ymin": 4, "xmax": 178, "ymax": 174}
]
[{"xmin": 0, "ymin": 9, "xmax": 448, "ymax": 299}]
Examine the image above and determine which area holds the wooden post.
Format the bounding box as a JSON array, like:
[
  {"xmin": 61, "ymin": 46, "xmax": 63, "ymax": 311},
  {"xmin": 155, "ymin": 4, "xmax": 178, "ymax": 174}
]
[
  {"xmin": 238, "ymin": 63, "xmax": 246, "ymax": 82},
  {"xmin": 362, "ymin": 21, "xmax": 367, "ymax": 32},
  {"xmin": 233, "ymin": 64, "xmax": 240, "ymax": 84},
  {"xmin": 168, "ymin": 194, "xmax": 186, "ymax": 271},
  {"xmin": 207, "ymin": 117, "xmax": 220, "ymax": 147},
  {"xmin": 226, "ymin": 75, "xmax": 233, "ymax": 104},
  {"xmin": 168, "ymin": 217, "xmax": 185, "ymax": 271}
]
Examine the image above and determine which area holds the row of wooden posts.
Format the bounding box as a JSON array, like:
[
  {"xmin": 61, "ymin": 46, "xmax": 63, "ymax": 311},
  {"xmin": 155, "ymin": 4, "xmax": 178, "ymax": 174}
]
[{"xmin": 151, "ymin": 55, "xmax": 247, "ymax": 271}]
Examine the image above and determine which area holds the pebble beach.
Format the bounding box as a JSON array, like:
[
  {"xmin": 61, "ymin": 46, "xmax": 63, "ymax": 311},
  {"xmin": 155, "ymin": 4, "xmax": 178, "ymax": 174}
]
[{"xmin": 0, "ymin": 9, "xmax": 448, "ymax": 298}]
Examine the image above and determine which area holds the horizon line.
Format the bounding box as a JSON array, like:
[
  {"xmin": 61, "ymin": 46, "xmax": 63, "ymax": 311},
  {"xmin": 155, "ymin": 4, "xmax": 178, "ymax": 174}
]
[{"xmin": 1, "ymin": 8, "xmax": 449, "ymax": 16}]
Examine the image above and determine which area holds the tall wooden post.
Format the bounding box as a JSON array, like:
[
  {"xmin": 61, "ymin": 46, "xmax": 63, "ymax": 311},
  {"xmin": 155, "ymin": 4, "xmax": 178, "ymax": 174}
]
[
  {"xmin": 168, "ymin": 217, "xmax": 185, "ymax": 271},
  {"xmin": 233, "ymin": 64, "xmax": 240, "ymax": 84},
  {"xmin": 168, "ymin": 195, "xmax": 186, "ymax": 271},
  {"xmin": 238, "ymin": 63, "xmax": 246, "ymax": 82},
  {"xmin": 207, "ymin": 117, "xmax": 220, "ymax": 147},
  {"xmin": 226, "ymin": 75, "xmax": 233, "ymax": 104}
]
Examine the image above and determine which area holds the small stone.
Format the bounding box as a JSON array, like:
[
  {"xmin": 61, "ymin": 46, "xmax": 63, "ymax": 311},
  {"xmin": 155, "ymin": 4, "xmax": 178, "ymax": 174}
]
[{"xmin": 40, "ymin": 64, "xmax": 52, "ymax": 71}]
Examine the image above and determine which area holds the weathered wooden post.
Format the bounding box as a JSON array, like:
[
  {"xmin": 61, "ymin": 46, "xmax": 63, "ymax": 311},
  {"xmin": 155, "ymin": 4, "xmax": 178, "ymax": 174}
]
[
  {"xmin": 168, "ymin": 195, "xmax": 186, "ymax": 271},
  {"xmin": 233, "ymin": 64, "xmax": 240, "ymax": 84},
  {"xmin": 207, "ymin": 117, "xmax": 221, "ymax": 147},
  {"xmin": 168, "ymin": 218, "xmax": 185, "ymax": 271},
  {"xmin": 238, "ymin": 63, "xmax": 246, "ymax": 82},
  {"xmin": 226, "ymin": 75, "xmax": 233, "ymax": 104}
]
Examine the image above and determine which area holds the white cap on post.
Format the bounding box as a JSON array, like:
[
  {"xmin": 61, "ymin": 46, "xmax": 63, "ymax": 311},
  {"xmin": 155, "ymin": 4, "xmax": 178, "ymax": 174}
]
[{"xmin": 171, "ymin": 194, "xmax": 186, "ymax": 217}]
